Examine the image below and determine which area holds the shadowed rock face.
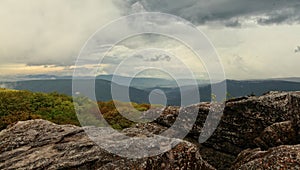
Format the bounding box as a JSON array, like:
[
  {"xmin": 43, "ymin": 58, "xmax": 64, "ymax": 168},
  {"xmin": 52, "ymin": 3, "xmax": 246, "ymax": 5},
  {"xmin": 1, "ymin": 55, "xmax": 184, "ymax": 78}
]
[{"xmin": 0, "ymin": 119, "xmax": 215, "ymax": 170}]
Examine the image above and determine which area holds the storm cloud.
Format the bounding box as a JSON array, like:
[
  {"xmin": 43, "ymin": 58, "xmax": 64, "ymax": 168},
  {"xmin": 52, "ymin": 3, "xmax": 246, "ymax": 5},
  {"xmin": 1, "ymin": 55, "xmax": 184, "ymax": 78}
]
[
  {"xmin": 1, "ymin": 1, "xmax": 300, "ymax": 79},
  {"xmin": 125, "ymin": 0, "xmax": 300, "ymax": 26}
]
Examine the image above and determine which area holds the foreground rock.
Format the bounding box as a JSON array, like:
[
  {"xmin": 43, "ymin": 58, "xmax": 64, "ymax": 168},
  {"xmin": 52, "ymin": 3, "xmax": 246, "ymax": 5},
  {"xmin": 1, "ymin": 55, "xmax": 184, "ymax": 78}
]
[
  {"xmin": 0, "ymin": 119, "xmax": 214, "ymax": 170},
  {"xmin": 147, "ymin": 91, "xmax": 300, "ymax": 169},
  {"xmin": 231, "ymin": 145, "xmax": 300, "ymax": 169}
]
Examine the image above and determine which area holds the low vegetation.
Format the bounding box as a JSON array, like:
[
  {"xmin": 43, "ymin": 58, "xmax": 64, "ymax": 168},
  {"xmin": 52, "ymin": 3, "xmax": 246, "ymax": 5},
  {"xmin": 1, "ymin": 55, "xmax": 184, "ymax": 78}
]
[{"xmin": 0, "ymin": 88, "xmax": 151, "ymax": 130}]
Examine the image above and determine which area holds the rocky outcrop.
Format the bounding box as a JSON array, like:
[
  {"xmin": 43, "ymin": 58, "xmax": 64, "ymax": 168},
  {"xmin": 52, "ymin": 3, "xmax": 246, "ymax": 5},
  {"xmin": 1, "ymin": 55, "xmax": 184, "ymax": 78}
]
[
  {"xmin": 0, "ymin": 119, "xmax": 214, "ymax": 170},
  {"xmin": 1, "ymin": 91, "xmax": 300, "ymax": 169},
  {"xmin": 231, "ymin": 145, "xmax": 300, "ymax": 169},
  {"xmin": 148, "ymin": 91, "xmax": 300, "ymax": 169}
]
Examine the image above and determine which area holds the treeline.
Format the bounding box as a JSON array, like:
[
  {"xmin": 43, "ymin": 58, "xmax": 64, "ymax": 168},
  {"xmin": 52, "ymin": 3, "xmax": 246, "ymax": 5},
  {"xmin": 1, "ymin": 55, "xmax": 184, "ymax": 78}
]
[{"xmin": 0, "ymin": 88, "xmax": 151, "ymax": 130}]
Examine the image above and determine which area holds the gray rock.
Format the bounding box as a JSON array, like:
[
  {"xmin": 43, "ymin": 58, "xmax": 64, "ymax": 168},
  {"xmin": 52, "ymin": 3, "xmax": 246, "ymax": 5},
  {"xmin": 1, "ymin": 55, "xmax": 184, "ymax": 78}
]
[
  {"xmin": 254, "ymin": 121, "xmax": 298, "ymax": 150},
  {"xmin": 231, "ymin": 145, "xmax": 300, "ymax": 169},
  {"xmin": 0, "ymin": 119, "xmax": 215, "ymax": 170},
  {"xmin": 149, "ymin": 91, "xmax": 300, "ymax": 169}
]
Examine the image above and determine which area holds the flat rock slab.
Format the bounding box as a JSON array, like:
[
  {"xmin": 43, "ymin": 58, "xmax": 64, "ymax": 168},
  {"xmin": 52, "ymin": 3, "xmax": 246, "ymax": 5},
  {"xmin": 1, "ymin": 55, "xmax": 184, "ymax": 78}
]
[{"xmin": 0, "ymin": 119, "xmax": 214, "ymax": 170}]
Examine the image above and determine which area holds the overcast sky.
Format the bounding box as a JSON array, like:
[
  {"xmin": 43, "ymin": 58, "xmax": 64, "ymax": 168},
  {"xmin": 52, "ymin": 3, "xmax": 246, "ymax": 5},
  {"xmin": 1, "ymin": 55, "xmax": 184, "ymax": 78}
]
[{"xmin": 0, "ymin": 0, "xmax": 300, "ymax": 80}]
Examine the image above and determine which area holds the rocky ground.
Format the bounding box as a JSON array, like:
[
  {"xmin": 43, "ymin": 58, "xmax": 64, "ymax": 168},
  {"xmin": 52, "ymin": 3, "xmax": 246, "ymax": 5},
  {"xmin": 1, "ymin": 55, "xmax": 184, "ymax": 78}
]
[
  {"xmin": 0, "ymin": 91, "xmax": 300, "ymax": 169},
  {"xmin": 151, "ymin": 91, "xmax": 300, "ymax": 169}
]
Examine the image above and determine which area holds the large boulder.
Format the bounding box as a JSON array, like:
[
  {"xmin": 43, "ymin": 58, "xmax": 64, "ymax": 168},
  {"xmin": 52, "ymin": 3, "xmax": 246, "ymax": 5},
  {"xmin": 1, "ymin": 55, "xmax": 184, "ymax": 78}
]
[
  {"xmin": 254, "ymin": 120, "xmax": 298, "ymax": 150},
  {"xmin": 231, "ymin": 145, "xmax": 300, "ymax": 169},
  {"xmin": 0, "ymin": 119, "xmax": 214, "ymax": 170}
]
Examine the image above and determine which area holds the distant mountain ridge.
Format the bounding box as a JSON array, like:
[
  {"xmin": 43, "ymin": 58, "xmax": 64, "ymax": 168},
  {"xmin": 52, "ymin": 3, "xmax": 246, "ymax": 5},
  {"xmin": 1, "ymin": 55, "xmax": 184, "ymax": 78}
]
[
  {"xmin": 96, "ymin": 74, "xmax": 210, "ymax": 88},
  {"xmin": 1, "ymin": 75, "xmax": 300, "ymax": 106},
  {"xmin": 1, "ymin": 79, "xmax": 151, "ymax": 104}
]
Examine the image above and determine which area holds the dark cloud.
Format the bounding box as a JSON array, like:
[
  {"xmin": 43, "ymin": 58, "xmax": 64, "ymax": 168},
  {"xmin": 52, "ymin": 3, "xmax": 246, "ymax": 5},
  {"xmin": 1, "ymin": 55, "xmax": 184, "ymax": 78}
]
[
  {"xmin": 257, "ymin": 8, "xmax": 300, "ymax": 25},
  {"xmin": 224, "ymin": 20, "xmax": 242, "ymax": 27},
  {"xmin": 126, "ymin": 0, "xmax": 300, "ymax": 26},
  {"xmin": 295, "ymin": 46, "xmax": 300, "ymax": 53},
  {"xmin": 133, "ymin": 54, "xmax": 171, "ymax": 62}
]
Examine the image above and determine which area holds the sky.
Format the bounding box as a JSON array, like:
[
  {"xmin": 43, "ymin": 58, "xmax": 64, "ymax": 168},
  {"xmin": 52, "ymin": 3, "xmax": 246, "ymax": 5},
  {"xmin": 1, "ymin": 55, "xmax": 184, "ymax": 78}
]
[{"xmin": 0, "ymin": 0, "xmax": 300, "ymax": 80}]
